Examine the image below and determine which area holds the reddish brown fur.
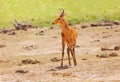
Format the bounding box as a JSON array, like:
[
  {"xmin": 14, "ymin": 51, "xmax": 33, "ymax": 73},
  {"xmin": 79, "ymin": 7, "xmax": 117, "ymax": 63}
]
[{"xmin": 53, "ymin": 9, "xmax": 78, "ymax": 67}]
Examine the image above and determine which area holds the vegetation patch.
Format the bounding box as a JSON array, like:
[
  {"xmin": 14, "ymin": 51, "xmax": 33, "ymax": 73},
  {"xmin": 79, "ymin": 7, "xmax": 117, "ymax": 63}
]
[{"xmin": 1, "ymin": 0, "xmax": 120, "ymax": 28}]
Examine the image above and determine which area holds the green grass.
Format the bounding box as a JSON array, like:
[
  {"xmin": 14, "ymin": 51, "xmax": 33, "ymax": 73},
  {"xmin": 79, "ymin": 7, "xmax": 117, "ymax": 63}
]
[{"xmin": 1, "ymin": 0, "xmax": 120, "ymax": 28}]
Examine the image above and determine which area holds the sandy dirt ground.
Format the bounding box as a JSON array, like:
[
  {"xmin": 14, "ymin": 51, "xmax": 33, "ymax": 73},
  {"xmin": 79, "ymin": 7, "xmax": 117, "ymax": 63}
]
[{"xmin": 0, "ymin": 25, "xmax": 120, "ymax": 82}]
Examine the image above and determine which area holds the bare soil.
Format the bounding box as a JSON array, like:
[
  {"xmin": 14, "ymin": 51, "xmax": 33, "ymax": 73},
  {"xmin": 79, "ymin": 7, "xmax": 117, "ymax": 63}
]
[{"xmin": 0, "ymin": 25, "xmax": 120, "ymax": 82}]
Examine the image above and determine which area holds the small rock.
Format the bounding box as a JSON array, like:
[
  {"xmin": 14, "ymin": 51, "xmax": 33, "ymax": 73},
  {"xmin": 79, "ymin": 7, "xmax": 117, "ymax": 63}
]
[
  {"xmin": 49, "ymin": 26, "xmax": 54, "ymax": 29},
  {"xmin": 114, "ymin": 46, "xmax": 120, "ymax": 50},
  {"xmin": 39, "ymin": 29, "xmax": 44, "ymax": 33},
  {"xmin": 76, "ymin": 45, "xmax": 80, "ymax": 48},
  {"xmin": 82, "ymin": 58, "xmax": 87, "ymax": 60},
  {"xmin": 0, "ymin": 43, "xmax": 6, "ymax": 48},
  {"xmin": 96, "ymin": 55, "xmax": 99, "ymax": 57},
  {"xmin": 94, "ymin": 39, "xmax": 100, "ymax": 42}
]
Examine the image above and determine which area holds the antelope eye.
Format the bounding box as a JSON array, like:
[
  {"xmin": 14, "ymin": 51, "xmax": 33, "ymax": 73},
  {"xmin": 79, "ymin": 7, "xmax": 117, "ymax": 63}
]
[{"xmin": 58, "ymin": 18, "xmax": 60, "ymax": 20}]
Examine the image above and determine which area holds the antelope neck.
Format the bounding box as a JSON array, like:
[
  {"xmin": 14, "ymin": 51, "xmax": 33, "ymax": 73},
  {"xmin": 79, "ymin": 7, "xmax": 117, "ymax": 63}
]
[{"xmin": 60, "ymin": 22, "xmax": 70, "ymax": 32}]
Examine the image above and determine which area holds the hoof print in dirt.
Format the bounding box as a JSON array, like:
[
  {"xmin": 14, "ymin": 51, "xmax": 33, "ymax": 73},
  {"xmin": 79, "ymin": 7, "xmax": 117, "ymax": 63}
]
[
  {"xmin": 21, "ymin": 59, "xmax": 41, "ymax": 65},
  {"xmin": 15, "ymin": 69, "xmax": 29, "ymax": 74},
  {"xmin": 23, "ymin": 45, "xmax": 38, "ymax": 50}
]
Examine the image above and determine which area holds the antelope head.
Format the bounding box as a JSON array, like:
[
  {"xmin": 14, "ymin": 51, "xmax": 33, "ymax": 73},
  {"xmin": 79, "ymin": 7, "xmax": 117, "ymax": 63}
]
[{"xmin": 52, "ymin": 8, "xmax": 67, "ymax": 26}]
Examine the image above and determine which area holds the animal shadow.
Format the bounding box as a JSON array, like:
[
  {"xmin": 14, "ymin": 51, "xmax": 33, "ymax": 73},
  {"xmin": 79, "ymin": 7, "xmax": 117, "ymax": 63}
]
[
  {"xmin": 48, "ymin": 65, "xmax": 70, "ymax": 72},
  {"xmin": 55, "ymin": 65, "xmax": 69, "ymax": 70}
]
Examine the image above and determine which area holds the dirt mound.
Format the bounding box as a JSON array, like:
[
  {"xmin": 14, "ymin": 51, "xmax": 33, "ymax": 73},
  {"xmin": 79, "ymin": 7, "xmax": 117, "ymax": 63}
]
[
  {"xmin": 0, "ymin": 20, "xmax": 37, "ymax": 35},
  {"xmin": 21, "ymin": 59, "xmax": 40, "ymax": 64},
  {"xmin": 91, "ymin": 20, "xmax": 120, "ymax": 27},
  {"xmin": 0, "ymin": 29, "xmax": 16, "ymax": 35},
  {"xmin": 15, "ymin": 69, "xmax": 29, "ymax": 73},
  {"xmin": 101, "ymin": 47, "xmax": 113, "ymax": 51},
  {"xmin": 109, "ymin": 53, "xmax": 118, "ymax": 57},
  {"xmin": 14, "ymin": 19, "xmax": 37, "ymax": 31},
  {"xmin": 96, "ymin": 52, "xmax": 119, "ymax": 58},
  {"xmin": 96, "ymin": 54, "xmax": 108, "ymax": 58},
  {"xmin": 81, "ymin": 24, "xmax": 90, "ymax": 28},
  {"xmin": 101, "ymin": 46, "xmax": 120, "ymax": 51}
]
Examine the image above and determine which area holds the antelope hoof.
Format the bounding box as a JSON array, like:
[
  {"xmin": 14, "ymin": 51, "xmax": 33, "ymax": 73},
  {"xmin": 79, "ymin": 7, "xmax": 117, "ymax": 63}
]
[
  {"xmin": 69, "ymin": 63, "xmax": 71, "ymax": 66},
  {"xmin": 61, "ymin": 64, "xmax": 63, "ymax": 68},
  {"xmin": 74, "ymin": 62, "xmax": 77, "ymax": 66}
]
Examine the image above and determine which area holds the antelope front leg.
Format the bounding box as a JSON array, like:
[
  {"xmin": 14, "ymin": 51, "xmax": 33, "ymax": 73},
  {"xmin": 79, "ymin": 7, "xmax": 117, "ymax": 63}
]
[
  {"xmin": 73, "ymin": 48, "xmax": 77, "ymax": 66},
  {"xmin": 61, "ymin": 40, "xmax": 65, "ymax": 67},
  {"xmin": 70, "ymin": 47, "xmax": 77, "ymax": 66},
  {"xmin": 67, "ymin": 48, "xmax": 71, "ymax": 66}
]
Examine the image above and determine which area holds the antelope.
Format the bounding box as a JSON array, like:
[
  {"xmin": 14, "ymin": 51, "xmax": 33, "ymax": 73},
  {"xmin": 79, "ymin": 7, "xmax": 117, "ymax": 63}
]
[{"xmin": 52, "ymin": 9, "xmax": 78, "ymax": 67}]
